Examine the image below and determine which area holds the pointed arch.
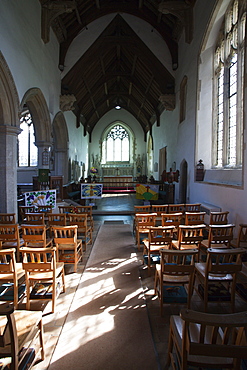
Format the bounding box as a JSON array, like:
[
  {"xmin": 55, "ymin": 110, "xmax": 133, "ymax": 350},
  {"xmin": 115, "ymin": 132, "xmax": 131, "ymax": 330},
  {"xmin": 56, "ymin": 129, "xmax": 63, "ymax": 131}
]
[
  {"xmin": 0, "ymin": 52, "xmax": 20, "ymax": 126},
  {"xmin": 20, "ymin": 88, "xmax": 51, "ymax": 144}
]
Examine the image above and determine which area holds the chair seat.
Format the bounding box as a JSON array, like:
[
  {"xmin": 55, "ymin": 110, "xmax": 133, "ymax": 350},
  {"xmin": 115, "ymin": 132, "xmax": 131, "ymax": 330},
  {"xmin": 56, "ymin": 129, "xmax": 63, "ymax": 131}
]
[
  {"xmin": 27, "ymin": 262, "xmax": 64, "ymax": 280},
  {"xmin": 170, "ymin": 315, "xmax": 234, "ymax": 367},
  {"xmin": 156, "ymin": 265, "xmax": 190, "ymax": 284},
  {"xmin": 201, "ymin": 239, "xmax": 229, "ymax": 249},
  {"xmin": 2, "ymin": 239, "xmax": 24, "ymax": 248},
  {"xmin": 0, "ymin": 262, "xmax": 25, "ymax": 281},
  {"xmin": 172, "ymin": 240, "xmax": 199, "ymax": 250},
  {"xmin": 195, "ymin": 262, "xmax": 233, "ymax": 281},
  {"xmin": 56, "ymin": 241, "xmax": 82, "ymax": 250},
  {"xmin": 0, "ymin": 309, "xmax": 42, "ymax": 349}
]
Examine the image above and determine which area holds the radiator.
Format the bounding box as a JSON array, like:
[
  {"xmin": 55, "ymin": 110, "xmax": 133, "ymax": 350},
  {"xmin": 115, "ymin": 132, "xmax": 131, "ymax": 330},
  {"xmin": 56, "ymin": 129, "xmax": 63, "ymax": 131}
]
[{"xmin": 200, "ymin": 203, "xmax": 222, "ymax": 224}]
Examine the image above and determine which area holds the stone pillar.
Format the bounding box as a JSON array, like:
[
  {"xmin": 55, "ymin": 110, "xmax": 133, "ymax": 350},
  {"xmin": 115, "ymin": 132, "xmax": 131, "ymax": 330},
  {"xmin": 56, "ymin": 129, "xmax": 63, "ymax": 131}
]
[{"xmin": 0, "ymin": 125, "xmax": 21, "ymax": 214}]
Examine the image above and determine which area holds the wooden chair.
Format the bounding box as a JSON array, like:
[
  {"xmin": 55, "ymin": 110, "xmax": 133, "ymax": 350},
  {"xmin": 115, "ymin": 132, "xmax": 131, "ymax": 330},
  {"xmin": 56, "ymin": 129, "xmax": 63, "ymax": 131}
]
[
  {"xmin": 19, "ymin": 206, "xmax": 36, "ymax": 222},
  {"xmin": 161, "ymin": 213, "xmax": 183, "ymax": 237},
  {"xmin": 154, "ymin": 248, "xmax": 198, "ymax": 316},
  {"xmin": 209, "ymin": 210, "xmax": 229, "ymax": 225},
  {"xmin": 21, "ymin": 247, "xmax": 65, "ymax": 313},
  {"xmin": 47, "ymin": 213, "xmax": 67, "ymax": 227},
  {"xmin": 0, "ymin": 213, "xmax": 16, "ymax": 224},
  {"xmin": 201, "ymin": 224, "xmax": 235, "ymax": 252},
  {"xmin": 143, "ymin": 226, "xmax": 175, "ymax": 274},
  {"xmin": 58, "ymin": 205, "xmax": 77, "ymax": 214},
  {"xmin": 184, "ymin": 203, "xmax": 201, "ymax": 212},
  {"xmin": 172, "ymin": 225, "xmax": 206, "ymax": 260},
  {"xmin": 36, "ymin": 205, "xmax": 53, "ymax": 214},
  {"xmin": 22, "ymin": 212, "xmax": 46, "ymax": 225},
  {"xmin": 166, "ymin": 308, "xmax": 247, "ymax": 370},
  {"xmin": 21, "ymin": 224, "xmax": 53, "ymax": 248},
  {"xmin": 151, "ymin": 205, "xmax": 169, "ymax": 225},
  {"xmin": 0, "ymin": 248, "xmax": 25, "ymax": 308},
  {"xmin": 0, "ymin": 224, "xmax": 24, "ymax": 262},
  {"xmin": 52, "ymin": 225, "xmax": 83, "ymax": 272},
  {"xmin": 184, "ymin": 211, "xmax": 206, "ymax": 225},
  {"xmin": 68, "ymin": 213, "xmax": 92, "ymax": 251},
  {"xmin": 0, "ymin": 302, "xmax": 45, "ymax": 369},
  {"xmin": 133, "ymin": 205, "xmax": 152, "ymax": 235},
  {"xmin": 135, "ymin": 213, "xmax": 157, "ymax": 251},
  {"xmin": 71, "ymin": 205, "xmax": 94, "ymax": 231},
  {"xmin": 168, "ymin": 204, "xmax": 184, "ymax": 214},
  {"xmin": 195, "ymin": 247, "xmax": 246, "ymax": 312},
  {"xmin": 231, "ymin": 223, "xmax": 247, "ymax": 249}
]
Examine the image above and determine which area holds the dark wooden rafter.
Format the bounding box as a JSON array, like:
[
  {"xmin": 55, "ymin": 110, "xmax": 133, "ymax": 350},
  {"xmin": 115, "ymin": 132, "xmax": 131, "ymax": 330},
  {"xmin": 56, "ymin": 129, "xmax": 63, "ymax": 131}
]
[{"xmin": 61, "ymin": 13, "xmax": 175, "ymax": 135}]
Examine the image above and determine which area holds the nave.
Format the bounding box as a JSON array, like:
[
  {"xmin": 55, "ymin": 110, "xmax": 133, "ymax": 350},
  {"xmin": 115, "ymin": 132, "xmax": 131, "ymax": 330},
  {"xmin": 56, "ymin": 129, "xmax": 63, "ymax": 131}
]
[{"xmin": 27, "ymin": 194, "xmax": 247, "ymax": 369}]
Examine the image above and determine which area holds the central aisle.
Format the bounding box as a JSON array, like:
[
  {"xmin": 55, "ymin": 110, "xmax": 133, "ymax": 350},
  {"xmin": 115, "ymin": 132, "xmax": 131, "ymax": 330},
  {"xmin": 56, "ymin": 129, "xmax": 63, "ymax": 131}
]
[{"xmin": 48, "ymin": 222, "xmax": 159, "ymax": 370}]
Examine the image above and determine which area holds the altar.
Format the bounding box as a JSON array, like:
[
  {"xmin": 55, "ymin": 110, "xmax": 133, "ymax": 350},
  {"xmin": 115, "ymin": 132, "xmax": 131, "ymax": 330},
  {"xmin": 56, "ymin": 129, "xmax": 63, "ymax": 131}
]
[{"xmin": 102, "ymin": 176, "xmax": 135, "ymax": 193}]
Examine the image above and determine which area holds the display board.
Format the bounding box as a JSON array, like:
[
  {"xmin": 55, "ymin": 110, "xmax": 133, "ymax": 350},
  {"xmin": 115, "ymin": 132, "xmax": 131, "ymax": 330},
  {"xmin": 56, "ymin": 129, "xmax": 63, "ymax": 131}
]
[
  {"xmin": 136, "ymin": 184, "xmax": 159, "ymax": 201},
  {"xmin": 81, "ymin": 184, "xmax": 103, "ymax": 199},
  {"xmin": 24, "ymin": 189, "xmax": 56, "ymax": 209}
]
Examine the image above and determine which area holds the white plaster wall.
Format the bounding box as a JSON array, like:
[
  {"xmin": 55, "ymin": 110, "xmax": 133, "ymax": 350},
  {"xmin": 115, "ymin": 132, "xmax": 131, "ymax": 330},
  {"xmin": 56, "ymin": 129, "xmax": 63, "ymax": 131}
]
[
  {"xmin": 0, "ymin": 0, "xmax": 61, "ymax": 116},
  {"xmin": 174, "ymin": 0, "xmax": 247, "ymax": 226},
  {"xmin": 64, "ymin": 111, "xmax": 89, "ymax": 178},
  {"xmin": 63, "ymin": 14, "xmax": 173, "ymax": 76}
]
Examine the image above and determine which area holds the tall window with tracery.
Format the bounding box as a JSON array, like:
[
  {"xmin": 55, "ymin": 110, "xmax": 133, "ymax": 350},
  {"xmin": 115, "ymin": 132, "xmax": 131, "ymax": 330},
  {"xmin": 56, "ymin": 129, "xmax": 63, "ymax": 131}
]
[
  {"xmin": 214, "ymin": 0, "xmax": 245, "ymax": 168},
  {"xmin": 102, "ymin": 125, "xmax": 129, "ymax": 163},
  {"xmin": 18, "ymin": 110, "xmax": 38, "ymax": 167}
]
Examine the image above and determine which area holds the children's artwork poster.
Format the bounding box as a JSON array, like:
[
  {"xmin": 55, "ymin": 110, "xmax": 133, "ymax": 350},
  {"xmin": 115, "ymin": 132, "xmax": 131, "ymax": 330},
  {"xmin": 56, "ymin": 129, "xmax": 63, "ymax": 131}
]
[
  {"xmin": 81, "ymin": 184, "xmax": 103, "ymax": 199},
  {"xmin": 24, "ymin": 189, "xmax": 56, "ymax": 209},
  {"xmin": 136, "ymin": 184, "xmax": 159, "ymax": 201}
]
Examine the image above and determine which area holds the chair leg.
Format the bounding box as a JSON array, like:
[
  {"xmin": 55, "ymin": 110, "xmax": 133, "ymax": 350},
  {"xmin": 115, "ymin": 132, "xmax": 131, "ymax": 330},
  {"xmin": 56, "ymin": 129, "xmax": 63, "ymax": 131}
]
[
  {"xmin": 165, "ymin": 324, "xmax": 174, "ymax": 370},
  {"xmin": 38, "ymin": 320, "xmax": 45, "ymax": 360}
]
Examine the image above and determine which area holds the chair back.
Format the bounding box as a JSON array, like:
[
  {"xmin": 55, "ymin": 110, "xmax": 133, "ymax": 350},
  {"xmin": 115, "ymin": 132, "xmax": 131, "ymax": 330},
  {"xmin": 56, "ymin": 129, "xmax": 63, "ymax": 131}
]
[
  {"xmin": 184, "ymin": 203, "xmax": 201, "ymax": 212},
  {"xmin": 47, "ymin": 213, "xmax": 67, "ymax": 226},
  {"xmin": 177, "ymin": 225, "xmax": 206, "ymax": 248},
  {"xmin": 52, "ymin": 225, "xmax": 78, "ymax": 245},
  {"xmin": 135, "ymin": 213, "xmax": 157, "ymax": 229},
  {"xmin": 207, "ymin": 224, "xmax": 235, "ymax": 247},
  {"xmin": 58, "ymin": 205, "xmax": 77, "ymax": 214},
  {"xmin": 0, "ymin": 213, "xmax": 16, "ymax": 224},
  {"xmin": 185, "ymin": 211, "xmax": 206, "ymax": 225},
  {"xmin": 168, "ymin": 204, "xmax": 184, "ymax": 213},
  {"xmin": 205, "ymin": 247, "xmax": 245, "ymax": 276},
  {"xmin": 148, "ymin": 226, "xmax": 175, "ymax": 248},
  {"xmin": 209, "ymin": 211, "xmax": 229, "ymax": 225},
  {"xmin": 134, "ymin": 205, "xmax": 151, "ymax": 214},
  {"xmin": 178, "ymin": 308, "xmax": 247, "ymax": 369},
  {"xmin": 36, "ymin": 205, "xmax": 53, "ymax": 215},
  {"xmin": 68, "ymin": 213, "xmax": 88, "ymax": 228},
  {"xmin": 23, "ymin": 213, "xmax": 45, "ymax": 225},
  {"xmin": 161, "ymin": 212, "xmax": 183, "ymax": 227},
  {"xmin": 22, "ymin": 247, "xmax": 56, "ymax": 274},
  {"xmin": 151, "ymin": 205, "xmax": 169, "ymax": 217},
  {"xmin": 19, "ymin": 206, "xmax": 36, "ymax": 222},
  {"xmin": 160, "ymin": 248, "xmax": 198, "ymax": 276},
  {"xmin": 21, "ymin": 224, "xmax": 48, "ymax": 247},
  {"xmin": 0, "ymin": 224, "xmax": 21, "ymax": 243}
]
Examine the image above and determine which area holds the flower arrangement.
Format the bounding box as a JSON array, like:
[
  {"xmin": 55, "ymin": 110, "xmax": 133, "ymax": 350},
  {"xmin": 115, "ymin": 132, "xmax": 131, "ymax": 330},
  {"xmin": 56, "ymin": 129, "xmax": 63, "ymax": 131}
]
[{"xmin": 90, "ymin": 167, "xmax": 98, "ymax": 174}]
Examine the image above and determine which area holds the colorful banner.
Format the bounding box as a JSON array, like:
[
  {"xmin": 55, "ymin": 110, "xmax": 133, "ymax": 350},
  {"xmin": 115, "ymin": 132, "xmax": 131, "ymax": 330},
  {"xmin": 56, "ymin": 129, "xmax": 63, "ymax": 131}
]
[
  {"xmin": 81, "ymin": 183, "xmax": 103, "ymax": 199},
  {"xmin": 24, "ymin": 189, "xmax": 56, "ymax": 209},
  {"xmin": 135, "ymin": 184, "xmax": 159, "ymax": 201}
]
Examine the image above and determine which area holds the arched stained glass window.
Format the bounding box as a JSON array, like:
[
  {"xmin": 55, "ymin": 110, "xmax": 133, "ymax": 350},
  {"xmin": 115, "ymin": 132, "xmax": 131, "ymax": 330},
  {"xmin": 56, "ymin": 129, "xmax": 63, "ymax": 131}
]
[
  {"xmin": 18, "ymin": 110, "xmax": 38, "ymax": 167},
  {"xmin": 105, "ymin": 125, "xmax": 129, "ymax": 162}
]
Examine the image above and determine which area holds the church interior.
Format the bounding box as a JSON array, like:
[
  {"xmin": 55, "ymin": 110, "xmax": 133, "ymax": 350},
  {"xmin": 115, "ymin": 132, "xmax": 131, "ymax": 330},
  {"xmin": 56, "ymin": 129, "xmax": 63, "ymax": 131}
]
[{"xmin": 1, "ymin": 0, "xmax": 247, "ymax": 369}]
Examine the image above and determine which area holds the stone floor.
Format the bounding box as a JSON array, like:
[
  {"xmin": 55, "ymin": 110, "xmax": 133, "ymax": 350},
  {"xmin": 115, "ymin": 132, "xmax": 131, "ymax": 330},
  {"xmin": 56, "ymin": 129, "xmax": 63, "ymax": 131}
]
[{"xmin": 29, "ymin": 193, "xmax": 247, "ymax": 370}]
